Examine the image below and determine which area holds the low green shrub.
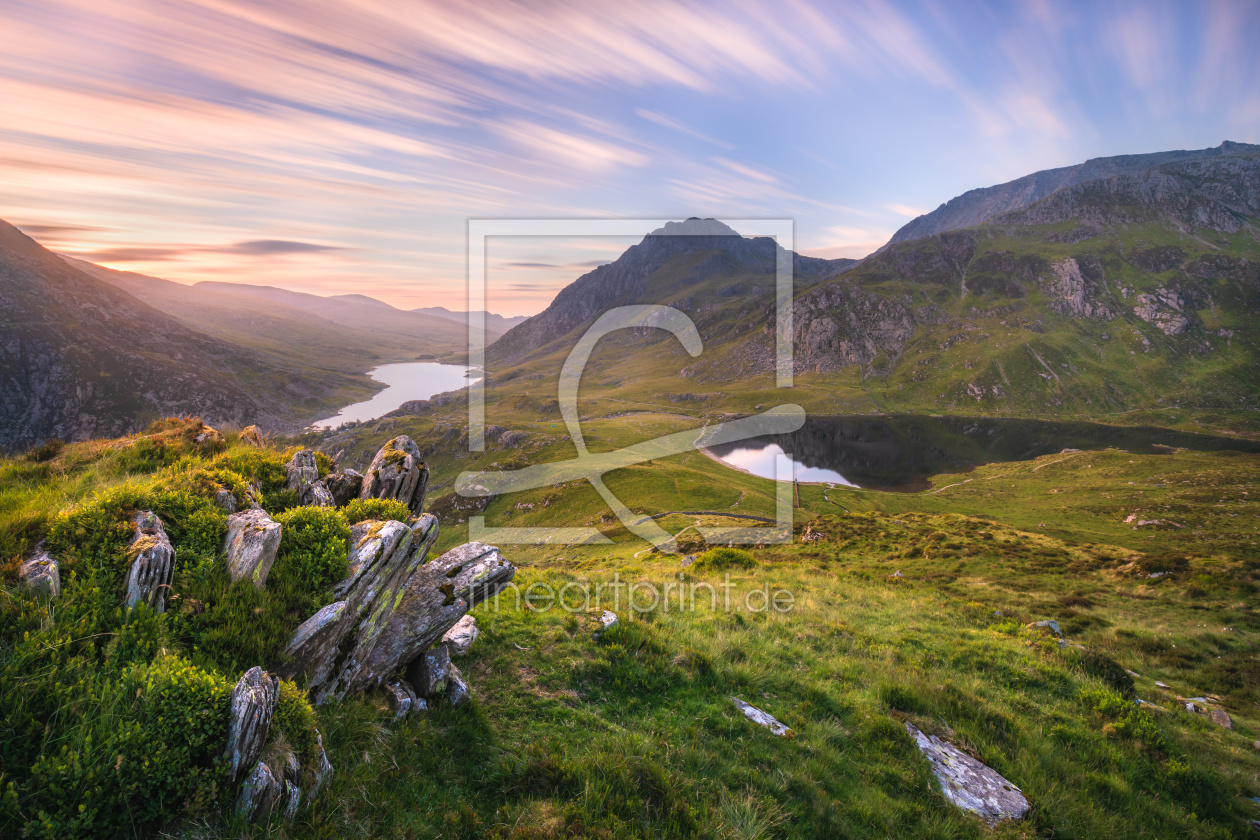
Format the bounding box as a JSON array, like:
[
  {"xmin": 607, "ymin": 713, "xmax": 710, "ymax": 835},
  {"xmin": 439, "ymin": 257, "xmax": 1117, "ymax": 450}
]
[
  {"xmin": 272, "ymin": 506, "xmax": 350, "ymax": 597},
  {"xmin": 1065, "ymin": 648, "xmax": 1135, "ymax": 699},
  {"xmin": 692, "ymin": 547, "xmax": 757, "ymax": 571},
  {"xmin": 1081, "ymin": 687, "xmax": 1166, "ymax": 749},
  {"xmin": 342, "ymin": 497, "xmax": 410, "ymax": 524}
]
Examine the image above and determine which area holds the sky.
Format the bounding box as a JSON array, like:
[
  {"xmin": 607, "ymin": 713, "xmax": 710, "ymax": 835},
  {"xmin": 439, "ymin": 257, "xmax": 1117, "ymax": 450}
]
[{"xmin": 1, "ymin": 0, "xmax": 1258, "ymax": 316}]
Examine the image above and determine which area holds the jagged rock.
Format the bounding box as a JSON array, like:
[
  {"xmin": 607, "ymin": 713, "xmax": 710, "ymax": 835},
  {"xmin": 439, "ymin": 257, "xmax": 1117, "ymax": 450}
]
[
  {"xmin": 1133, "ymin": 289, "xmax": 1189, "ymax": 335},
  {"xmin": 240, "ymin": 425, "xmax": 265, "ymax": 447},
  {"xmin": 309, "ymin": 732, "xmax": 334, "ymax": 799},
  {"xmin": 224, "ymin": 667, "xmax": 279, "ymax": 782},
  {"xmin": 600, "ymin": 610, "xmax": 618, "ymax": 632},
  {"xmin": 386, "ymin": 680, "xmax": 425, "ymax": 720},
  {"xmin": 215, "ymin": 482, "xmax": 262, "ymax": 514},
  {"xmin": 1041, "ymin": 258, "xmax": 1114, "ymax": 320},
  {"xmin": 906, "ymin": 722, "xmax": 1030, "ymax": 826},
  {"xmin": 285, "ymin": 449, "xmax": 320, "ymax": 497},
  {"xmin": 442, "ymin": 615, "xmax": 479, "ymax": 656},
  {"xmin": 1209, "ymin": 708, "xmax": 1233, "ymax": 730},
  {"xmin": 223, "ymin": 509, "xmax": 283, "ymax": 588},
  {"xmin": 406, "ymin": 644, "xmax": 450, "ymax": 698},
  {"xmin": 447, "ymin": 663, "xmax": 471, "ymax": 707},
  {"xmin": 19, "ymin": 545, "xmax": 59, "ymax": 599},
  {"xmin": 124, "ymin": 511, "xmax": 174, "ymax": 612},
  {"xmin": 360, "ymin": 436, "xmax": 429, "ymax": 517},
  {"xmin": 325, "ymin": 469, "xmax": 363, "ymax": 507},
  {"xmin": 732, "ymin": 697, "xmax": 794, "ymax": 737},
  {"xmin": 303, "ymin": 480, "xmax": 335, "ymax": 508},
  {"xmin": 194, "ymin": 424, "xmax": 225, "ymax": 446},
  {"xmin": 236, "ymin": 760, "xmax": 284, "ymax": 821}
]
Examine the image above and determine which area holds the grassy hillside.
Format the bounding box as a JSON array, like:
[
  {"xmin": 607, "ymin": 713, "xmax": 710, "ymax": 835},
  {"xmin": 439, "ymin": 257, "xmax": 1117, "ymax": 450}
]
[{"xmin": 7, "ymin": 416, "xmax": 1253, "ymax": 836}]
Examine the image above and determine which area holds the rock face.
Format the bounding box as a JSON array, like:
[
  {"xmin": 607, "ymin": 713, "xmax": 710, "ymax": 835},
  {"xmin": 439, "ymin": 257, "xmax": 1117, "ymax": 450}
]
[
  {"xmin": 285, "ymin": 515, "xmax": 514, "ymax": 705},
  {"xmin": 1042, "ymin": 258, "xmax": 1114, "ymax": 320},
  {"xmin": 1133, "ymin": 288, "xmax": 1189, "ymax": 335},
  {"xmin": 286, "ymin": 449, "xmax": 321, "ymax": 498},
  {"xmin": 124, "ymin": 511, "xmax": 175, "ymax": 612},
  {"xmin": 304, "ymin": 480, "xmax": 335, "ymax": 508},
  {"xmin": 441, "ymin": 615, "xmax": 479, "ymax": 656},
  {"xmin": 324, "ymin": 469, "xmax": 363, "ymax": 507},
  {"xmin": 223, "ymin": 667, "xmax": 279, "ymax": 782},
  {"xmin": 19, "ymin": 545, "xmax": 59, "ymax": 599},
  {"xmin": 360, "ymin": 437, "xmax": 429, "ymax": 517},
  {"xmin": 906, "ymin": 722, "xmax": 1030, "ymax": 826},
  {"xmin": 223, "ymin": 509, "xmax": 283, "ymax": 588},
  {"xmin": 236, "ymin": 760, "xmax": 284, "ymax": 821}
]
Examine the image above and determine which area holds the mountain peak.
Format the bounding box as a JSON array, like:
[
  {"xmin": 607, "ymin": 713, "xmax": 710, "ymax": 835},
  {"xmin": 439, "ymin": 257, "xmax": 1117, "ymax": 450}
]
[{"xmin": 647, "ymin": 218, "xmax": 741, "ymax": 238}]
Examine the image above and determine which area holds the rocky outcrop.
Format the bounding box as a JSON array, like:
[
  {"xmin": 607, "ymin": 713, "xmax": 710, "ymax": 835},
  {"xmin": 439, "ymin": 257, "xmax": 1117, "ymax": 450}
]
[
  {"xmin": 441, "ymin": 615, "xmax": 479, "ymax": 656},
  {"xmin": 286, "ymin": 450, "xmax": 320, "ymax": 497},
  {"xmin": 223, "ymin": 509, "xmax": 282, "ymax": 588},
  {"xmin": 223, "ymin": 667, "xmax": 278, "ymax": 782},
  {"xmin": 236, "ymin": 760, "xmax": 285, "ymax": 821},
  {"xmin": 1041, "ymin": 258, "xmax": 1114, "ymax": 320},
  {"xmin": 304, "ymin": 480, "xmax": 335, "ymax": 507},
  {"xmin": 790, "ymin": 282, "xmax": 916, "ymax": 374},
  {"xmin": 324, "ymin": 469, "xmax": 363, "ymax": 507},
  {"xmin": 360, "ymin": 436, "xmax": 429, "ymax": 517},
  {"xmin": 239, "ymin": 425, "xmax": 265, "ymax": 447},
  {"xmin": 19, "ymin": 545, "xmax": 59, "ymax": 599},
  {"xmin": 1133, "ymin": 288, "xmax": 1189, "ymax": 335},
  {"xmin": 906, "ymin": 722, "xmax": 1030, "ymax": 826},
  {"xmin": 124, "ymin": 511, "xmax": 174, "ymax": 612}
]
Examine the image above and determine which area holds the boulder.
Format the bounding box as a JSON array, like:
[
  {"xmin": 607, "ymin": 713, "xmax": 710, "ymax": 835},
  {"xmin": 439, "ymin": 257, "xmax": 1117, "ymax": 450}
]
[
  {"xmin": 285, "ymin": 449, "xmax": 320, "ymax": 497},
  {"xmin": 447, "ymin": 663, "xmax": 471, "ymax": 707},
  {"xmin": 600, "ymin": 610, "xmax": 618, "ymax": 631},
  {"xmin": 1209, "ymin": 708, "xmax": 1233, "ymax": 730},
  {"xmin": 19, "ymin": 545, "xmax": 59, "ymax": 599},
  {"xmin": 1026, "ymin": 619, "xmax": 1063, "ymax": 638},
  {"xmin": 325, "ymin": 469, "xmax": 364, "ymax": 507},
  {"xmin": 406, "ymin": 644, "xmax": 451, "ymax": 698},
  {"xmin": 284, "ymin": 529, "xmax": 515, "ymax": 705},
  {"xmin": 223, "ymin": 667, "xmax": 279, "ymax": 782},
  {"xmin": 732, "ymin": 697, "xmax": 794, "ymax": 737},
  {"xmin": 223, "ymin": 509, "xmax": 283, "ymax": 588},
  {"xmin": 239, "ymin": 425, "xmax": 265, "ymax": 447},
  {"xmin": 124, "ymin": 511, "xmax": 175, "ymax": 612},
  {"xmin": 309, "ymin": 731, "xmax": 334, "ymax": 798},
  {"xmin": 906, "ymin": 722, "xmax": 1030, "ymax": 826},
  {"xmin": 360, "ymin": 436, "xmax": 429, "ymax": 517},
  {"xmin": 442, "ymin": 615, "xmax": 479, "ymax": 656}
]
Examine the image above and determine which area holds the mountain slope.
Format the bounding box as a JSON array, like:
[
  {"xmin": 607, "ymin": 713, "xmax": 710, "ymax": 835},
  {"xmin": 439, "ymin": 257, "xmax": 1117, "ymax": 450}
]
[
  {"xmin": 413, "ymin": 306, "xmax": 527, "ymax": 334},
  {"xmin": 0, "ymin": 222, "xmax": 343, "ymax": 449},
  {"xmin": 886, "ymin": 141, "xmax": 1260, "ymax": 248}
]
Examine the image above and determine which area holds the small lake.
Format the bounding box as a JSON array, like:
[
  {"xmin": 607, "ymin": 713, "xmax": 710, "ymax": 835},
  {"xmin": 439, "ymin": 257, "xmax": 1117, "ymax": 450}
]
[
  {"xmin": 707, "ymin": 415, "xmax": 1260, "ymax": 492},
  {"xmin": 312, "ymin": 362, "xmax": 479, "ymax": 429}
]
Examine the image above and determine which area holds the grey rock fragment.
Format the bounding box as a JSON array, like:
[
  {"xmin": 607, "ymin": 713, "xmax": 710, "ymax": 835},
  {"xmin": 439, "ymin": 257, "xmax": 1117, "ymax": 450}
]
[
  {"xmin": 236, "ymin": 760, "xmax": 283, "ymax": 821},
  {"xmin": 223, "ymin": 509, "xmax": 282, "ymax": 588},
  {"xmin": 360, "ymin": 436, "xmax": 429, "ymax": 517},
  {"xmin": 303, "ymin": 479, "xmax": 335, "ymax": 508},
  {"xmin": 406, "ymin": 644, "xmax": 450, "ymax": 698},
  {"xmin": 447, "ymin": 663, "xmax": 471, "ymax": 707},
  {"xmin": 124, "ymin": 511, "xmax": 174, "ymax": 612},
  {"xmin": 732, "ymin": 697, "xmax": 793, "ymax": 737},
  {"xmin": 441, "ymin": 615, "xmax": 479, "ymax": 656},
  {"xmin": 906, "ymin": 722, "xmax": 1030, "ymax": 826},
  {"xmin": 223, "ymin": 667, "xmax": 279, "ymax": 782},
  {"xmin": 386, "ymin": 680, "xmax": 425, "ymax": 720},
  {"xmin": 19, "ymin": 545, "xmax": 59, "ymax": 599},
  {"xmin": 325, "ymin": 469, "xmax": 363, "ymax": 507},
  {"xmin": 1026, "ymin": 619, "xmax": 1062, "ymax": 638}
]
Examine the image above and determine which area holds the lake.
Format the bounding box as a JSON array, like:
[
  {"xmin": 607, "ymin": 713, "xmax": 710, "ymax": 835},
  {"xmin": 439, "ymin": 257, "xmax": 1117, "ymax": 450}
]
[
  {"xmin": 312, "ymin": 362, "xmax": 479, "ymax": 429},
  {"xmin": 707, "ymin": 415, "xmax": 1260, "ymax": 492}
]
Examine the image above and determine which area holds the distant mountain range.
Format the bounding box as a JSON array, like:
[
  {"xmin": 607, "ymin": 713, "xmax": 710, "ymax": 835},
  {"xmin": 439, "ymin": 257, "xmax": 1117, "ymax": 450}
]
[
  {"xmin": 413, "ymin": 306, "xmax": 527, "ymax": 334},
  {"xmin": 486, "ymin": 143, "xmax": 1259, "ymax": 418}
]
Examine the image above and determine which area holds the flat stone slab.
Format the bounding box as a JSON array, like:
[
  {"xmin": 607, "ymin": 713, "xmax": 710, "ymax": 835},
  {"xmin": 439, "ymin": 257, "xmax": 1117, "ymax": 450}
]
[
  {"xmin": 906, "ymin": 723, "xmax": 1029, "ymax": 826},
  {"xmin": 732, "ymin": 697, "xmax": 794, "ymax": 737}
]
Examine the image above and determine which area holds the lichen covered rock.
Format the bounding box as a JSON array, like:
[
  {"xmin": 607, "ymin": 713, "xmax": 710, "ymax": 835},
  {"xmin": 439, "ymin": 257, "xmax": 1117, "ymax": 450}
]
[
  {"xmin": 124, "ymin": 511, "xmax": 175, "ymax": 612},
  {"xmin": 360, "ymin": 436, "xmax": 429, "ymax": 517},
  {"xmin": 906, "ymin": 722, "xmax": 1030, "ymax": 826},
  {"xmin": 223, "ymin": 667, "xmax": 279, "ymax": 783},
  {"xmin": 223, "ymin": 509, "xmax": 283, "ymax": 588},
  {"xmin": 285, "ymin": 449, "xmax": 320, "ymax": 497},
  {"xmin": 19, "ymin": 545, "xmax": 60, "ymax": 599},
  {"xmin": 441, "ymin": 614, "xmax": 479, "ymax": 656},
  {"xmin": 406, "ymin": 643, "xmax": 450, "ymax": 698},
  {"xmin": 325, "ymin": 469, "xmax": 364, "ymax": 507}
]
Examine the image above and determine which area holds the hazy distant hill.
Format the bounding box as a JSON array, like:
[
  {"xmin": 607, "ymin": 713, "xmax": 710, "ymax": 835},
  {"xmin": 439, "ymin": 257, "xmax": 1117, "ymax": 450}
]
[
  {"xmin": 413, "ymin": 306, "xmax": 527, "ymax": 334},
  {"xmin": 885, "ymin": 141, "xmax": 1260, "ymax": 248},
  {"xmin": 0, "ymin": 221, "xmax": 341, "ymax": 449}
]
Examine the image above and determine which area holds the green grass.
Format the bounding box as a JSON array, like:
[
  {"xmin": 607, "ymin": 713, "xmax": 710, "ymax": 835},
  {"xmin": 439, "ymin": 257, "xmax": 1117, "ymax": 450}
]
[{"xmin": 4, "ymin": 416, "xmax": 1260, "ymax": 838}]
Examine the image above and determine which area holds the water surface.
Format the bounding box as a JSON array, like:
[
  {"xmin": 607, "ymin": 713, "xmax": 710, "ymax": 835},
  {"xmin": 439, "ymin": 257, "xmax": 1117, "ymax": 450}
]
[{"xmin": 313, "ymin": 362, "xmax": 478, "ymax": 428}]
